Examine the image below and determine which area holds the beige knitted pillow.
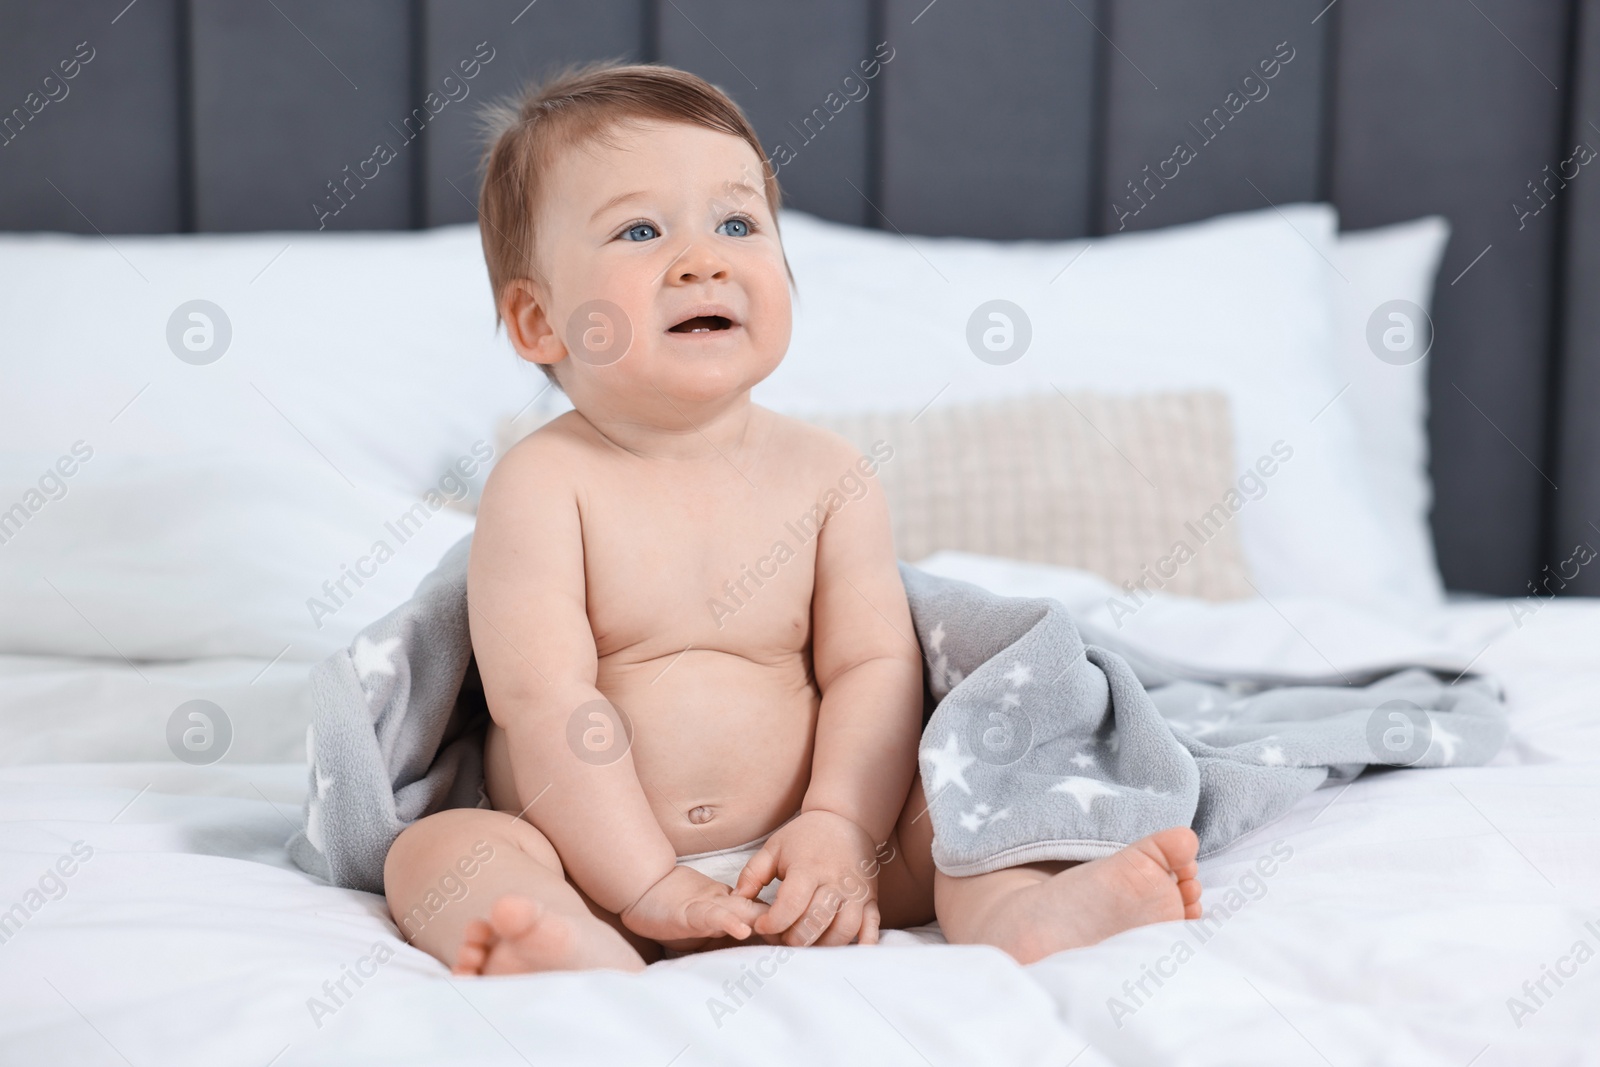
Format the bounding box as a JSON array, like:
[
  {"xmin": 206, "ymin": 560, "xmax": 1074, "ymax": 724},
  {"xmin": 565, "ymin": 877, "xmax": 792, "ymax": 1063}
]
[{"xmin": 807, "ymin": 390, "xmax": 1253, "ymax": 601}]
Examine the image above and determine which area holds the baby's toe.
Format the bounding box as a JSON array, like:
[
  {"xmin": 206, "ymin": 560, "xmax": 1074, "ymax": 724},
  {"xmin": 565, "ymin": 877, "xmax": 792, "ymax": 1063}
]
[
  {"xmin": 1148, "ymin": 827, "xmax": 1200, "ymax": 869},
  {"xmin": 490, "ymin": 894, "xmax": 544, "ymax": 941},
  {"xmin": 453, "ymin": 919, "xmax": 495, "ymax": 975},
  {"xmin": 1178, "ymin": 876, "xmax": 1203, "ymax": 919}
]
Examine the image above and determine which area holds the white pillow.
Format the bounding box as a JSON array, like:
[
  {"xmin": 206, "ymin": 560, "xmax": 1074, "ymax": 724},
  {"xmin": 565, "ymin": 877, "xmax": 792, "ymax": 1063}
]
[
  {"xmin": 0, "ymin": 208, "xmax": 1439, "ymax": 665},
  {"xmin": 759, "ymin": 205, "xmax": 1405, "ymax": 607},
  {"xmin": 0, "ymin": 226, "xmax": 542, "ymax": 497},
  {"xmin": 1329, "ymin": 217, "xmax": 1452, "ymax": 603},
  {"xmin": 0, "ymin": 224, "xmax": 541, "ymax": 660},
  {"xmin": 0, "ymin": 448, "xmax": 480, "ymax": 661}
]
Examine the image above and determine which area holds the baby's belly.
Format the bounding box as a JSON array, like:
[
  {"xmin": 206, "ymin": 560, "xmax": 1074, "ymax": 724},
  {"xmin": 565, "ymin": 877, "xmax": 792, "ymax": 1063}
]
[
  {"xmin": 490, "ymin": 650, "xmax": 820, "ymax": 857},
  {"xmin": 604, "ymin": 649, "xmax": 820, "ymax": 854}
]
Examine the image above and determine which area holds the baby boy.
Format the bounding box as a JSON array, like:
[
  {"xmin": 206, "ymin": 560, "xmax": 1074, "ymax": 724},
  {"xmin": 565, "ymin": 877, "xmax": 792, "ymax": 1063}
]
[{"xmin": 384, "ymin": 62, "xmax": 1201, "ymax": 974}]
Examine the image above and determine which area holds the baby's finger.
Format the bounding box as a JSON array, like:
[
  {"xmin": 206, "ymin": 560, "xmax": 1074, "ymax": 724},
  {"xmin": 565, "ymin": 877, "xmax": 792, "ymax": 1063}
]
[
  {"xmin": 715, "ymin": 905, "xmax": 756, "ymax": 941},
  {"xmin": 787, "ymin": 885, "xmax": 845, "ymax": 948},
  {"xmin": 815, "ymin": 895, "xmax": 864, "ymax": 948},
  {"xmin": 754, "ymin": 873, "xmax": 818, "ymax": 936},
  {"xmin": 733, "ymin": 847, "xmax": 779, "ymax": 901},
  {"xmin": 718, "ymin": 892, "xmax": 770, "ymax": 935},
  {"xmin": 685, "ymin": 896, "xmax": 753, "ymax": 940},
  {"xmin": 858, "ymin": 900, "xmax": 881, "ymax": 945}
]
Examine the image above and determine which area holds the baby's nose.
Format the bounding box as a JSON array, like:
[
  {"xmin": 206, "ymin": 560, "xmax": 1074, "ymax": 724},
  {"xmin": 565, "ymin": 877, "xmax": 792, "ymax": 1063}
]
[{"xmin": 669, "ymin": 243, "xmax": 730, "ymax": 283}]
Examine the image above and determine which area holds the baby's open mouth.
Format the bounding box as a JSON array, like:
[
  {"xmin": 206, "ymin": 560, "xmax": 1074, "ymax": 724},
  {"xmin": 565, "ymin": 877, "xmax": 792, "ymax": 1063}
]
[{"xmin": 668, "ymin": 315, "xmax": 734, "ymax": 333}]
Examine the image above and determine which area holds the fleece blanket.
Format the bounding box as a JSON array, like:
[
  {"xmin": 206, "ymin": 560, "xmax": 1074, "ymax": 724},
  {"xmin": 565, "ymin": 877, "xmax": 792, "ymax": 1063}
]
[{"xmin": 287, "ymin": 535, "xmax": 1507, "ymax": 892}]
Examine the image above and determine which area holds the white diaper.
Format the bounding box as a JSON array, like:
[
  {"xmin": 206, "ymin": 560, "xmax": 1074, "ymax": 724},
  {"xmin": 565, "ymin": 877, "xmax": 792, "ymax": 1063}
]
[{"xmin": 676, "ymin": 831, "xmax": 782, "ymax": 905}]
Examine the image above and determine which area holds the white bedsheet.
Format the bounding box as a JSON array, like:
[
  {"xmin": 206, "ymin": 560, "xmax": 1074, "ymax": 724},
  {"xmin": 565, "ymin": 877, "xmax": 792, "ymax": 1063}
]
[{"xmin": 1, "ymin": 554, "xmax": 1596, "ymax": 1066}]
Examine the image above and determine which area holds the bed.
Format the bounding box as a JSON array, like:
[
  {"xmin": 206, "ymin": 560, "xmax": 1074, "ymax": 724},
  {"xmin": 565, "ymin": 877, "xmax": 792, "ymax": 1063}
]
[
  {"xmin": 4, "ymin": 2, "xmax": 1599, "ymax": 1064},
  {"xmin": 2, "ymin": 561, "xmax": 1597, "ymax": 1065}
]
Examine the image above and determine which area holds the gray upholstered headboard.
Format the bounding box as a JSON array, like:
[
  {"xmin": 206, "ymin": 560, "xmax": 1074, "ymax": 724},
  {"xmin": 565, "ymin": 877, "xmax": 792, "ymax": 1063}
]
[{"xmin": 3, "ymin": 0, "xmax": 1597, "ymax": 597}]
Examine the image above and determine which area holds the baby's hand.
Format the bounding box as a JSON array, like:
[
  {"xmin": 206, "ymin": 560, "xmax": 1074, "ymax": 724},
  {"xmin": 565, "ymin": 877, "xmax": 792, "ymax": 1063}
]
[
  {"xmin": 734, "ymin": 809, "xmax": 881, "ymax": 947},
  {"xmin": 617, "ymin": 865, "xmax": 768, "ymax": 946}
]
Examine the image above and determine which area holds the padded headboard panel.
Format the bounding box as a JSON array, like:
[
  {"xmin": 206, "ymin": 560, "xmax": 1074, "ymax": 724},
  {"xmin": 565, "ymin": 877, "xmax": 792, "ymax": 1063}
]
[{"xmin": 2, "ymin": 0, "xmax": 1596, "ymax": 596}]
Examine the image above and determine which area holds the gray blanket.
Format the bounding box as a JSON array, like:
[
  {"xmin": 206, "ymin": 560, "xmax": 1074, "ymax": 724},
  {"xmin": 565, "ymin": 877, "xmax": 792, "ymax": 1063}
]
[{"xmin": 287, "ymin": 535, "xmax": 1507, "ymax": 892}]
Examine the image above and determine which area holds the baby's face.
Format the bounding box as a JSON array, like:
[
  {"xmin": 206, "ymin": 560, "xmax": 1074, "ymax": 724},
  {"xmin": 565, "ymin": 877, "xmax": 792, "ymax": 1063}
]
[{"xmin": 525, "ymin": 120, "xmax": 792, "ymax": 409}]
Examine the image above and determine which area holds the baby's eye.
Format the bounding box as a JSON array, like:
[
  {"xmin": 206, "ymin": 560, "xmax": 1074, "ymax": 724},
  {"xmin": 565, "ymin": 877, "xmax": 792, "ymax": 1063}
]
[
  {"xmin": 716, "ymin": 216, "xmax": 753, "ymax": 238},
  {"xmin": 620, "ymin": 222, "xmax": 659, "ymax": 242}
]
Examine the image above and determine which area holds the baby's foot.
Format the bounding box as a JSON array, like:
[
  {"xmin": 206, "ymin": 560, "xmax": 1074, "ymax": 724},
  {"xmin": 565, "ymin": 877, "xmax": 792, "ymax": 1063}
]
[
  {"xmin": 453, "ymin": 895, "xmax": 648, "ymax": 976},
  {"xmin": 981, "ymin": 827, "xmax": 1203, "ymax": 965}
]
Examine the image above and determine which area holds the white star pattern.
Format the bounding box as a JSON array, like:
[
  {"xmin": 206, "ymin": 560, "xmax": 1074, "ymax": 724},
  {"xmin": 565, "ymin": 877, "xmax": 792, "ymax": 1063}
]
[
  {"xmin": 1427, "ymin": 716, "xmax": 1463, "ymax": 764},
  {"xmin": 925, "ymin": 622, "xmax": 965, "ymax": 697},
  {"xmin": 922, "ymin": 733, "xmax": 976, "ymax": 795},
  {"xmin": 352, "ymin": 635, "xmax": 401, "ymax": 681},
  {"xmin": 1069, "ymin": 750, "xmax": 1097, "ymax": 769},
  {"xmin": 1003, "ymin": 662, "xmax": 1033, "ymax": 687},
  {"xmin": 1257, "ymin": 744, "xmax": 1286, "ymax": 766},
  {"xmin": 959, "ymin": 803, "xmax": 1011, "ymax": 832},
  {"xmin": 1051, "ymin": 776, "xmax": 1121, "ymax": 813},
  {"xmin": 1189, "ymin": 718, "xmax": 1228, "ymax": 737}
]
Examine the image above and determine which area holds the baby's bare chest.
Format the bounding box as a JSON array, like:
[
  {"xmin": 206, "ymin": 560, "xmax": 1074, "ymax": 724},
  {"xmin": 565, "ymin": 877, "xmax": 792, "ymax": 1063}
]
[{"xmin": 578, "ymin": 468, "xmax": 833, "ymax": 657}]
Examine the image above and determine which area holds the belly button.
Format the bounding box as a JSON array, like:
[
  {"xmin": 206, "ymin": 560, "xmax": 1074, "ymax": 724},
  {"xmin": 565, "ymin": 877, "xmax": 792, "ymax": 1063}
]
[{"xmin": 687, "ymin": 805, "xmax": 715, "ymax": 825}]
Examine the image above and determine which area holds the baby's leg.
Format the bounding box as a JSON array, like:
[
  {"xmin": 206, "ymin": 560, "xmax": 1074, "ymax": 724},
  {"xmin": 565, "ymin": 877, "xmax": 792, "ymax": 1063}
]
[
  {"xmin": 883, "ymin": 774, "xmax": 1203, "ymax": 964},
  {"xmin": 384, "ymin": 807, "xmax": 658, "ymax": 974}
]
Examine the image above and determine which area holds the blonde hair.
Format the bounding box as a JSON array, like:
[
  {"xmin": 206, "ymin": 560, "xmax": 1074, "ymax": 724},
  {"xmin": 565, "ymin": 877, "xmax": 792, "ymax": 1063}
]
[{"xmin": 476, "ymin": 61, "xmax": 789, "ymax": 375}]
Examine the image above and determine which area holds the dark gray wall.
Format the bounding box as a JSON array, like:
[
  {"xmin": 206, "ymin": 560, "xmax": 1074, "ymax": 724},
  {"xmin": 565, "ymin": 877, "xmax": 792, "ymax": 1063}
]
[
  {"xmin": 190, "ymin": 1, "xmax": 414, "ymax": 231},
  {"xmin": 1098, "ymin": 1, "xmax": 1326, "ymax": 235},
  {"xmin": 1554, "ymin": 0, "xmax": 1600, "ymax": 590},
  {"xmin": 0, "ymin": 0, "xmax": 185, "ymax": 231},
  {"xmin": 1, "ymin": 0, "xmax": 1595, "ymax": 597},
  {"xmin": 881, "ymin": 0, "xmax": 1098, "ymax": 239}
]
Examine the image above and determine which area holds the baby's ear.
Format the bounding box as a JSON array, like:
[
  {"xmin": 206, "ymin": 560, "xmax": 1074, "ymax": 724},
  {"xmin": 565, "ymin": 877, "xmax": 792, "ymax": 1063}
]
[{"xmin": 500, "ymin": 279, "xmax": 565, "ymax": 369}]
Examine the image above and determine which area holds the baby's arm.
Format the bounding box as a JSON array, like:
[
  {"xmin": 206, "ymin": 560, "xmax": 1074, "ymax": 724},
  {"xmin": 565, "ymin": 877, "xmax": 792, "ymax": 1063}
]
[
  {"xmin": 468, "ymin": 435, "xmax": 763, "ymax": 942},
  {"xmin": 738, "ymin": 442, "xmax": 923, "ymax": 942},
  {"xmin": 803, "ymin": 452, "xmax": 923, "ymax": 844}
]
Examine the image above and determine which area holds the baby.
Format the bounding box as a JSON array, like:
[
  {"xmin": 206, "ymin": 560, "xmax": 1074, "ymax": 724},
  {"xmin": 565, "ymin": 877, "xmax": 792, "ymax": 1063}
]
[{"xmin": 384, "ymin": 62, "xmax": 1202, "ymax": 974}]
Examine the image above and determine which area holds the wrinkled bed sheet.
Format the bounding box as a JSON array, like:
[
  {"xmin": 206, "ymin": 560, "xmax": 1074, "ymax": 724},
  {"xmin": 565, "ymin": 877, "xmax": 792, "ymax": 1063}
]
[{"xmin": 0, "ymin": 552, "xmax": 1595, "ymax": 1066}]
